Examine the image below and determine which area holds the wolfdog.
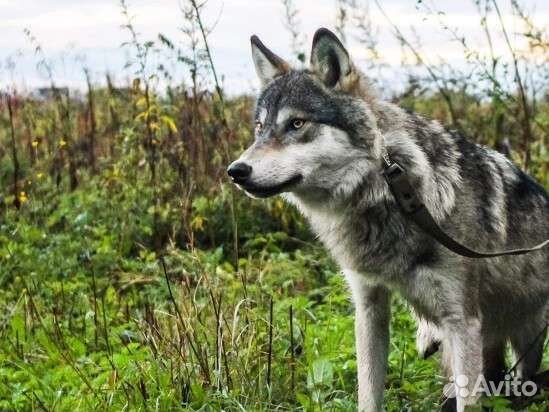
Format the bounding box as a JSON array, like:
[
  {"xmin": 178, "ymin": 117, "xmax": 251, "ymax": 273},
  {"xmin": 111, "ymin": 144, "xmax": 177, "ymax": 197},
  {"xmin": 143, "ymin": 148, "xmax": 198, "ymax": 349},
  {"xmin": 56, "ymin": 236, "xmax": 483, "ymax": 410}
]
[{"xmin": 227, "ymin": 28, "xmax": 549, "ymax": 411}]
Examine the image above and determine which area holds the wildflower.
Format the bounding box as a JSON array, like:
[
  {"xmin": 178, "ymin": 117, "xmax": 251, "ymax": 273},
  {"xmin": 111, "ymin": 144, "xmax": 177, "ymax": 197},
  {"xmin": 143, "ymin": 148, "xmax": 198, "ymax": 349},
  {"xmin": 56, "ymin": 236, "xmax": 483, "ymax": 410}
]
[
  {"xmin": 32, "ymin": 140, "xmax": 39, "ymax": 147},
  {"xmin": 36, "ymin": 172, "xmax": 44, "ymax": 179},
  {"xmin": 19, "ymin": 191, "xmax": 28, "ymax": 204},
  {"xmin": 59, "ymin": 139, "xmax": 67, "ymax": 147},
  {"xmin": 191, "ymin": 215, "xmax": 205, "ymax": 231}
]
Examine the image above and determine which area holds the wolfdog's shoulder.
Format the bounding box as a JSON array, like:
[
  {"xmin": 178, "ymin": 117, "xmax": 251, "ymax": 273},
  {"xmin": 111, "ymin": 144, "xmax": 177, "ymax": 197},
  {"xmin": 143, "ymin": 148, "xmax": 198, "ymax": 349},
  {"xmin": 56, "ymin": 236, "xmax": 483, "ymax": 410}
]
[{"xmin": 384, "ymin": 106, "xmax": 548, "ymax": 252}]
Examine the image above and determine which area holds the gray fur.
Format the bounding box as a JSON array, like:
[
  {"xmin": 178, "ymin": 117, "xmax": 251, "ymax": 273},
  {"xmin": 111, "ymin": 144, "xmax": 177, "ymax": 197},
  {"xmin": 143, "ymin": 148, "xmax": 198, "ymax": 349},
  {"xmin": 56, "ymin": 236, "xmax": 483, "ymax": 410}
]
[{"xmin": 229, "ymin": 28, "xmax": 549, "ymax": 412}]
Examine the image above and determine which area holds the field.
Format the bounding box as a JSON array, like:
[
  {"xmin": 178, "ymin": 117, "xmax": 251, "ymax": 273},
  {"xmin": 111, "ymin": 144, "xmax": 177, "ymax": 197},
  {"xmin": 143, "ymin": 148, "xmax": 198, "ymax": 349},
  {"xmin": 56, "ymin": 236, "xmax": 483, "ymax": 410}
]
[{"xmin": 1, "ymin": 0, "xmax": 549, "ymax": 411}]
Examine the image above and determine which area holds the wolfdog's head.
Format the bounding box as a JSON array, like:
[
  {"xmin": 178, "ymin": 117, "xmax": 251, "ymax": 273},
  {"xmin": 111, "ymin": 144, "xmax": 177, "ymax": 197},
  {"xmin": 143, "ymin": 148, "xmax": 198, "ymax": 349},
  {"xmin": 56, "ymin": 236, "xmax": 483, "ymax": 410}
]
[{"xmin": 228, "ymin": 28, "xmax": 382, "ymax": 202}]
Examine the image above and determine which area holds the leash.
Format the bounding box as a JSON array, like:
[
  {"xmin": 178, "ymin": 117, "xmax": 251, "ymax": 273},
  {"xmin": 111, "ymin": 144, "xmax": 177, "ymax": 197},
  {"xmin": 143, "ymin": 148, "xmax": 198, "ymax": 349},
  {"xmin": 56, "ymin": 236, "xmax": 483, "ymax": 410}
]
[{"xmin": 381, "ymin": 153, "xmax": 549, "ymax": 258}]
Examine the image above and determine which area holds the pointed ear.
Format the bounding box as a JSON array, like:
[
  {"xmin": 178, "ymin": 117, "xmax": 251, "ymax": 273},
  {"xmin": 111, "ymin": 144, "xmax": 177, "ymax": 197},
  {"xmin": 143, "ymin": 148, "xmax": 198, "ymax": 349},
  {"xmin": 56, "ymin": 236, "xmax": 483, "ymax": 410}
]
[
  {"xmin": 250, "ymin": 35, "xmax": 290, "ymax": 86},
  {"xmin": 310, "ymin": 28, "xmax": 353, "ymax": 89}
]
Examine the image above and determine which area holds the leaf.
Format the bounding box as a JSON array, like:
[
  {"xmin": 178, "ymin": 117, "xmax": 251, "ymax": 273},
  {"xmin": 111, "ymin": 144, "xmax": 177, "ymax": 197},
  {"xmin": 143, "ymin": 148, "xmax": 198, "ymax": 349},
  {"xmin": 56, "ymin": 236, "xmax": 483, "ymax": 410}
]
[
  {"xmin": 308, "ymin": 358, "xmax": 334, "ymax": 389},
  {"xmin": 160, "ymin": 115, "xmax": 178, "ymax": 133},
  {"xmin": 135, "ymin": 97, "xmax": 147, "ymax": 108}
]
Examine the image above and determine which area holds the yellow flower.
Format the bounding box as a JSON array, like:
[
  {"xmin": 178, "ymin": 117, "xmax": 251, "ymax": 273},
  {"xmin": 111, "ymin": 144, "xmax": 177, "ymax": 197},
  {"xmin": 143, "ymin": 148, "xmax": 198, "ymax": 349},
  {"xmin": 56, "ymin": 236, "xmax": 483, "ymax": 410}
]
[
  {"xmin": 36, "ymin": 172, "xmax": 44, "ymax": 179},
  {"xmin": 59, "ymin": 139, "xmax": 67, "ymax": 147},
  {"xmin": 191, "ymin": 215, "xmax": 205, "ymax": 231},
  {"xmin": 31, "ymin": 140, "xmax": 39, "ymax": 147},
  {"xmin": 19, "ymin": 191, "xmax": 28, "ymax": 204}
]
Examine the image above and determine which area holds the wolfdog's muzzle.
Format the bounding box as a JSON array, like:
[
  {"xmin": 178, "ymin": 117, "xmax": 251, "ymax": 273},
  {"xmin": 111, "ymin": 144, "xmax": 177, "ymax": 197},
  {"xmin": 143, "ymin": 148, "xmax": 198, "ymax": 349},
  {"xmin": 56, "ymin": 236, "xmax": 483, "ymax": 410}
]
[{"xmin": 227, "ymin": 161, "xmax": 302, "ymax": 198}]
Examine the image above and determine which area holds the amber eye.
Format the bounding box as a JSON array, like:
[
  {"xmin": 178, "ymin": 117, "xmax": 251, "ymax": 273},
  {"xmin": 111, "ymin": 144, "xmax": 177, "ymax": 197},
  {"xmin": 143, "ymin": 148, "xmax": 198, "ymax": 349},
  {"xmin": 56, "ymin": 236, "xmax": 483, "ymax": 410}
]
[
  {"xmin": 255, "ymin": 121, "xmax": 263, "ymax": 134},
  {"xmin": 291, "ymin": 119, "xmax": 305, "ymax": 130}
]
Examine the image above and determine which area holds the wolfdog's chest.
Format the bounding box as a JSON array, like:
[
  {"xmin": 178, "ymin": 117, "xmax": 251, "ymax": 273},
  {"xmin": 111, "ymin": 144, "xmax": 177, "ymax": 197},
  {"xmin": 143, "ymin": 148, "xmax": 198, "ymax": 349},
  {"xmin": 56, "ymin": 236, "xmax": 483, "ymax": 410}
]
[{"xmin": 301, "ymin": 201, "xmax": 417, "ymax": 278}]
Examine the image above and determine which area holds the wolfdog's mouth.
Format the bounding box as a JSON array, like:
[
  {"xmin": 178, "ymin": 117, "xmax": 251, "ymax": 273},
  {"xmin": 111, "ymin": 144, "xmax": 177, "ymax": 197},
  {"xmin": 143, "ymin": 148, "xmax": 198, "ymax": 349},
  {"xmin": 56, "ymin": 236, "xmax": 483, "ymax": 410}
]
[{"xmin": 238, "ymin": 175, "xmax": 302, "ymax": 198}]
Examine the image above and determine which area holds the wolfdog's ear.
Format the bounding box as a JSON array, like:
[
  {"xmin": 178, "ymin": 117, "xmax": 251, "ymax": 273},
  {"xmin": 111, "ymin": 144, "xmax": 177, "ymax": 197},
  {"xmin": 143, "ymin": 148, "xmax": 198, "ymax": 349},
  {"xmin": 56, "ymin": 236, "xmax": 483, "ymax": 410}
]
[
  {"xmin": 310, "ymin": 28, "xmax": 353, "ymax": 89},
  {"xmin": 250, "ymin": 35, "xmax": 290, "ymax": 86}
]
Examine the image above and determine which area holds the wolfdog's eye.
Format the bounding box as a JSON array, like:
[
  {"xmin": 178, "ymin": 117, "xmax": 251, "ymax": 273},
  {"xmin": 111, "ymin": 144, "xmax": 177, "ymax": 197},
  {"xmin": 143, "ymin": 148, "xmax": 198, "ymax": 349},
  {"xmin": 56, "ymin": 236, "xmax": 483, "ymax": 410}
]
[
  {"xmin": 255, "ymin": 121, "xmax": 263, "ymax": 133},
  {"xmin": 290, "ymin": 119, "xmax": 305, "ymax": 130}
]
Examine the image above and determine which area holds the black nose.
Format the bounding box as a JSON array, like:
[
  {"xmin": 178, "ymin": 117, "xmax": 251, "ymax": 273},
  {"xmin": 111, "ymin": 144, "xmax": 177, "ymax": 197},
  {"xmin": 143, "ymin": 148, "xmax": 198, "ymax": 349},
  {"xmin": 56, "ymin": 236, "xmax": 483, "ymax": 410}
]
[{"xmin": 227, "ymin": 162, "xmax": 252, "ymax": 183}]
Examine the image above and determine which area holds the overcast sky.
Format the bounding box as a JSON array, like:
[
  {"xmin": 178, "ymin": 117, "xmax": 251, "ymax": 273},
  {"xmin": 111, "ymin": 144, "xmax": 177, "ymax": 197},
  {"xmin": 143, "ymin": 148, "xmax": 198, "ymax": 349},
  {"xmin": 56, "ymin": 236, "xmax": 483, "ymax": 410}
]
[{"xmin": 1, "ymin": 0, "xmax": 548, "ymax": 95}]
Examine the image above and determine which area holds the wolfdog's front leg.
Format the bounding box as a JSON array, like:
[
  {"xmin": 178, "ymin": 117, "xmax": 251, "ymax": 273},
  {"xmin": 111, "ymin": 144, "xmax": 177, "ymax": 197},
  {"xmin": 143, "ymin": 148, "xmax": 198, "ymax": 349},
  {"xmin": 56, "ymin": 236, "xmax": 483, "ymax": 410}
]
[
  {"xmin": 444, "ymin": 317, "xmax": 483, "ymax": 412},
  {"xmin": 345, "ymin": 271, "xmax": 391, "ymax": 412}
]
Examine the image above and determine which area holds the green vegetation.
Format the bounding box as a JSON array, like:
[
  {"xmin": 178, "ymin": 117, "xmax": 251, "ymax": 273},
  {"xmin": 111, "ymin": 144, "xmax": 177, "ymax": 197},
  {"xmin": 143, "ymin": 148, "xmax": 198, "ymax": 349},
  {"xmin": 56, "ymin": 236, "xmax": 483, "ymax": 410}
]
[{"xmin": 1, "ymin": 0, "xmax": 548, "ymax": 410}]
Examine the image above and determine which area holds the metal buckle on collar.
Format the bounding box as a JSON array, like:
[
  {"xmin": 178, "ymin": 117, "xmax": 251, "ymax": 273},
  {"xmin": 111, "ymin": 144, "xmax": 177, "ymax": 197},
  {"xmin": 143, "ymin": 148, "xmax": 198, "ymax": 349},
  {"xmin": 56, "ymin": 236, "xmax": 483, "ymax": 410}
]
[
  {"xmin": 383, "ymin": 162, "xmax": 405, "ymax": 181},
  {"xmin": 382, "ymin": 159, "xmax": 423, "ymax": 214},
  {"xmin": 382, "ymin": 152, "xmax": 393, "ymax": 168}
]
